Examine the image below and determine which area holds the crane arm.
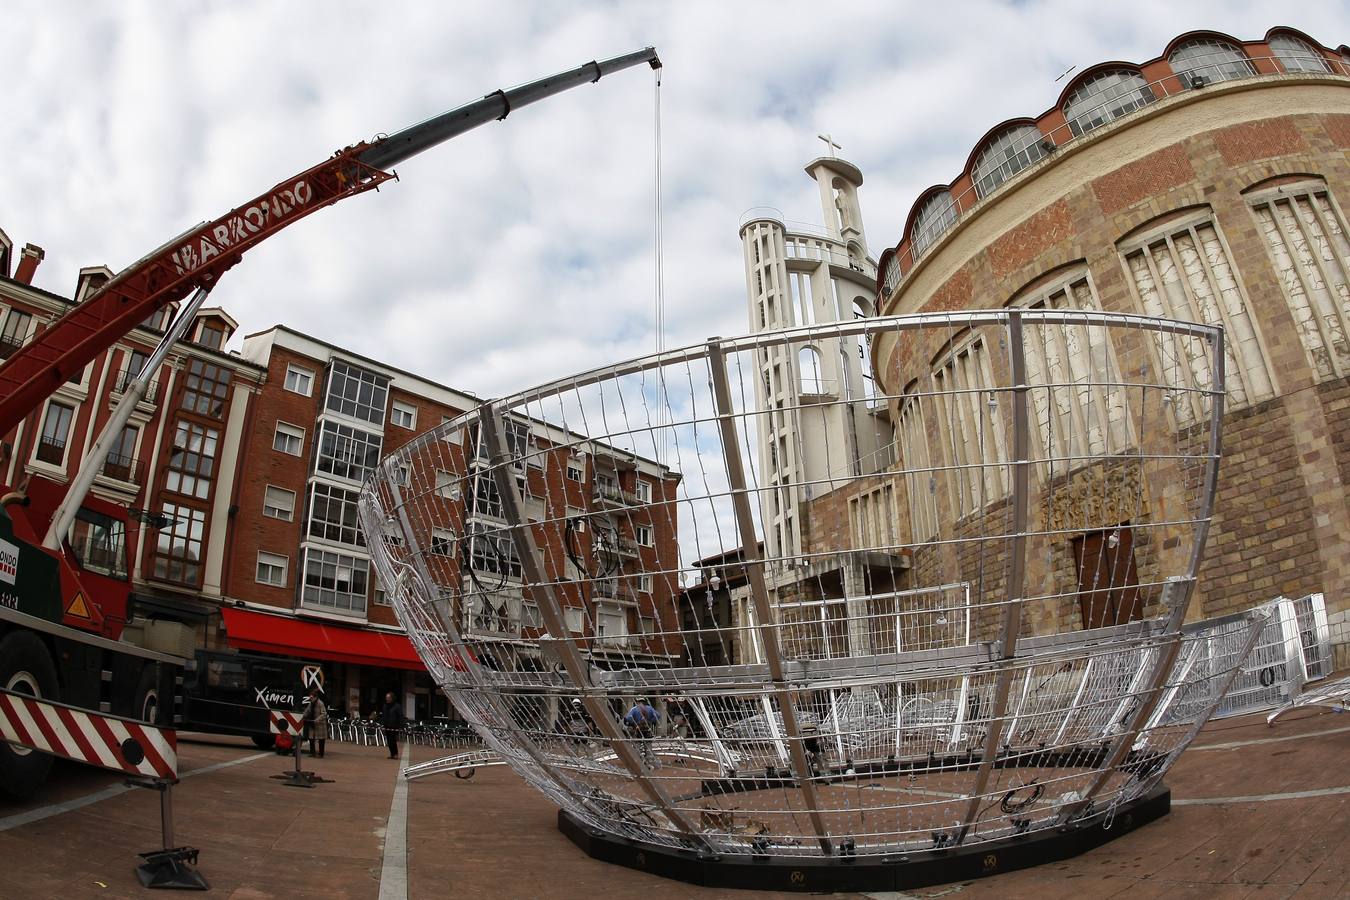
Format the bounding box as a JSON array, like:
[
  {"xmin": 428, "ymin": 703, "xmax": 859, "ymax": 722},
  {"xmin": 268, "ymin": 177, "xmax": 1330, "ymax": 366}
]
[{"xmin": 0, "ymin": 46, "xmax": 661, "ymax": 438}]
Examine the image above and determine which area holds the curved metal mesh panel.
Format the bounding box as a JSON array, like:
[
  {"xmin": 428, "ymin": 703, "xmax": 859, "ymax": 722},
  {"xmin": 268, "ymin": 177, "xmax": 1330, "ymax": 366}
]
[{"xmin": 359, "ymin": 309, "xmax": 1249, "ymax": 859}]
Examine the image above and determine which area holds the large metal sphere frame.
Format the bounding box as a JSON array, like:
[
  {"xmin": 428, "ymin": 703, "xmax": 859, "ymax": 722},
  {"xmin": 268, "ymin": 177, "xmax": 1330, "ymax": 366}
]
[{"xmin": 359, "ymin": 308, "xmax": 1256, "ymax": 891}]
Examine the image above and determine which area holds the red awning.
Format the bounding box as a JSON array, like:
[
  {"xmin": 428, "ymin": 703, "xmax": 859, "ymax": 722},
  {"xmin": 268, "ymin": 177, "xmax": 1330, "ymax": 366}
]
[{"xmin": 221, "ymin": 607, "xmax": 426, "ymax": 671}]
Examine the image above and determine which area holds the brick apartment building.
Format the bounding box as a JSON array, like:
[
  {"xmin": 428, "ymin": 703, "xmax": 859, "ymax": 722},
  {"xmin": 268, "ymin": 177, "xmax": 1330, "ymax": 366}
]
[
  {"xmin": 0, "ymin": 235, "xmax": 683, "ymax": 723},
  {"xmin": 0, "ymin": 241, "xmax": 265, "ymax": 644}
]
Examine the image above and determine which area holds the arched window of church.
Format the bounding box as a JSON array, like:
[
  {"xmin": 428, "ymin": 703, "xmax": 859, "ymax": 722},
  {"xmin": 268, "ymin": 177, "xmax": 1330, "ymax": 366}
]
[
  {"xmin": 1014, "ymin": 270, "xmax": 1134, "ymax": 470},
  {"xmin": 1269, "ymin": 33, "xmax": 1331, "ymax": 73},
  {"xmin": 898, "ymin": 383, "xmax": 938, "ymax": 543},
  {"xmin": 911, "ymin": 191, "xmax": 958, "ymax": 260},
  {"xmin": 1063, "ymin": 69, "xmax": 1154, "ymax": 137},
  {"xmin": 1168, "ymin": 38, "xmax": 1255, "ymax": 86},
  {"xmin": 972, "ymin": 124, "xmax": 1048, "ymax": 199}
]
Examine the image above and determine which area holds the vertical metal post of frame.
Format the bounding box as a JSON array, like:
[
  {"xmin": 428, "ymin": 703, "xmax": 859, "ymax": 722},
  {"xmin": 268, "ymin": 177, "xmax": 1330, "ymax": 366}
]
[
  {"xmin": 479, "ymin": 402, "xmax": 710, "ymax": 850},
  {"xmin": 1061, "ymin": 324, "xmax": 1226, "ymax": 823},
  {"xmin": 707, "ymin": 339, "xmax": 834, "ymax": 855},
  {"xmin": 954, "ymin": 310, "xmax": 1032, "ymax": 845},
  {"xmin": 380, "ymin": 459, "xmax": 583, "ymax": 811}
]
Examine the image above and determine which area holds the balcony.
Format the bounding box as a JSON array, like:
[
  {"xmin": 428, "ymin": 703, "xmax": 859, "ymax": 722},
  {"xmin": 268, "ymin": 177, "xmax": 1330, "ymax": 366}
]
[
  {"xmin": 35, "ymin": 436, "xmax": 66, "ymax": 466},
  {"xmin": 0, "ymin": 335, "xmax": 25, "ymax": 361},
  {"xmin": 592, "ymin": 580, "xmax": 638, "ymax": 605},
  {"xmin": 616, "ymin": 536, "xmax": 641, "ymax": 559},
  {"xmin": 99, "ymin": 452, "xmax": 141, "ymax": 484},
  {"xmin": 592, "ymin": 481, "xmax": 638, "ymax": 509},
  {"xmin": 110, "ymin": 368, "xmax": 160, "ymax": 406}
]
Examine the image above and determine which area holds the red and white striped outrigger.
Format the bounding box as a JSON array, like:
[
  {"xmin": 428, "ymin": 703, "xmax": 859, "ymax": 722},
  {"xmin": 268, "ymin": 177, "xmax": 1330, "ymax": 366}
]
[
  {"xmin": 0, "ymin": 688, "xmax": 177, "ymax": 780},
  {"xmin": 0, "ymin": 686, "xmax": 206, "ymax": 889}
]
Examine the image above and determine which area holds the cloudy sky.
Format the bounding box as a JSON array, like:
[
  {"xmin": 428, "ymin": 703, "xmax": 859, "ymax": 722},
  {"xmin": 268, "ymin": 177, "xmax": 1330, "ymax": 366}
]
[{"xmin": 3, "ymin": 1, "xmax": 1348, "ymax": 400}]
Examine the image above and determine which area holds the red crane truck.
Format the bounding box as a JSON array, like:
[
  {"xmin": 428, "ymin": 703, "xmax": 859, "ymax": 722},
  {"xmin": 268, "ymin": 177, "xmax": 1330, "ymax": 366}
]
[{"xmin": 0, "ymin": 47, "xmax": 661, "ymax": 796}]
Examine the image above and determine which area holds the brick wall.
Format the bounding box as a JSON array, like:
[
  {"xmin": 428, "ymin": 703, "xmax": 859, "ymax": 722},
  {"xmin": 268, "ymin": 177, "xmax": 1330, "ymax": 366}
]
[{"xmin": 871, "ymin": 91, "xmax": 1350, "ymax": 659}]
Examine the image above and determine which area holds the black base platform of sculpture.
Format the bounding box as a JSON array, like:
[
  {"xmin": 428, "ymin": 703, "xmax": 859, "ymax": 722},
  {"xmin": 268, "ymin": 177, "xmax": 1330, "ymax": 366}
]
[{"xmin": 558, "ymin": 784, "xmax": 1170, "ymax": 893}]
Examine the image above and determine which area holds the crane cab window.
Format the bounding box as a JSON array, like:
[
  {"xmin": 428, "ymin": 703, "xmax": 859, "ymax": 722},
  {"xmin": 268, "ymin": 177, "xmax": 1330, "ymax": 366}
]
[{"xmin": 68, "ymin": 507, "xmax": 128, "ymax": 580}]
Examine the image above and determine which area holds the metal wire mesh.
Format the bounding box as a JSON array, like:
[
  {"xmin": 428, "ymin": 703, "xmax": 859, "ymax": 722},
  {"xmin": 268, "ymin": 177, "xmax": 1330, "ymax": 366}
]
[{"xmin": 359, "ymin": 309, "xmax": 1250, "ymax": 859}]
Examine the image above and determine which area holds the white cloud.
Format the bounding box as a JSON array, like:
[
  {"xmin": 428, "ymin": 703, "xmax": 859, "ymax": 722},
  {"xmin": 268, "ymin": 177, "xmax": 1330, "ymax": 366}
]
[{"xmin": 3, "ymin": 0, "xmax": 1347, "ymax": 404}]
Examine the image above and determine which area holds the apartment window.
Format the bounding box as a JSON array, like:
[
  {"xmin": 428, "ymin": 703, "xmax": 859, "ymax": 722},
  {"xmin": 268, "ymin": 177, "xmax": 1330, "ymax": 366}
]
[
  {"xmin": 522, "ymin": 602, "xmax": 542, "ymax": 628},
  {"xmin": 197, "ymin": 322, "xmax": 226, "ymax": 351},
  {"xmin": 263, "ymin": 485, "xmax": 296, "ymax": 521},
  {"xmin": 165, "ymin": 421, "xmax": 218, "ymax": 499},
  {"xmin": 564, "ymin": 606, "xmax": 585, "ymax": 633},
  {"xmin": 373, "ymin": 583, "xmax": 391, "ymax": 607},
  {"xmin": 596, "ymin": 608, "xmax": 627, "ymax": 643},
  {"xmin": 1168, "ymin": 39, "xmax": 1255, "ymax": 86},
  {"xmin": 36, "ymin": 401, "xmax": 74, "ymax": 465},
  {"xmin": 435, "ymin": 470, "xmax": 457, "ymax": 499},
  {"xmin": 273, "ymin": 422, "xmax": 305, "ymax": 456},
  {"xmin": 181, "ymin": 357, "xmax": 231, "ymax": 418},
  {"xmin": 315, "ymin": 420, "xmax": 382, "ymax": 483},
  {"xmin": 635, "ymin": 479, "xmax": 652, "ymax": 503},
  {"xmin": 637, "ymin": 573, "xmax": 653, "ymax": 594},
  {"xmin": 324, "ymin": 359, "xmax": 389, "ymax": 425},
  {"xmin": 468, "ymin": 475, "xmax": 503, "ymax": 519},
  {"xmin": 301, "ymin": 548, "xmax": 369, "ymax": 616},
  {"xmin": 899, "ymin": 388, "xmax": 939, "ymax": 543},
  {"xmin": 466, "ymin": 522, "xmax": 521, "ymax": 579},
  {"xmin": 256, "ymin": 552, "xmax": 288, "ymax": 587},
  {"xmin": 1269, "ymin": 33, "xmax": 1330, "ymax": 74},
  {"xmin": 566, "ymin": 460, "xmax": 583, "ymax": 482},
  {"xmin": 1122, "ymin": 213, "xmax": 1273, "ymax": 424},
  {"xmin": 972, "ymin": 124, "xmax": 1047, "ymax": 199},
  {"xmin": 1063, "ymin": 69, "xmax": 1154, "ymax": 137},
  {"xmin": 307, "ymin": 482, "xmax": 365, "ymax": 547},
  {"xmin": 391, "ymin": 401, "xmax": 417, "ymax": 430},
  {"xmin": 911, "ymin": 190, "xmax": 959, "ymax": 261},
  {"xmin": 284, "ymin": 364, "xmax": 315, "ymax": 396},
  {"xmin": 141, "ymin": 307, "xmax": 171, "ymax": 331},
  {"xmin": 103, "ymin": 425, "xmax": 138, "ymax": 482},
  {"xmin": 932, "ymin": 336, "xmax": 1008, "ymax": 517},
  {"xmin": 0, "ymin": 309, "xmax": 32, "ymax": 358},
  {"xmin": 1019, "ymin": 272, "xmax": 1133, "ymax": 464},
  {"xmin": 635, "ymin": 524, "xmax": 653, "ymax": 547},
  {"xmin": 1249, "ymin": 182, "xmax": 1350, "ymax": 380},
  {"xmin": 429, "ymin": 528, "xmax": 455, "ymax": 556},
  {"xmin": 153, "ymin": 503, "xmax": 206, "ymax": 585},
  {"xmin": 118, "ymin": 349, "xmax": 151, "ymax": 394}
]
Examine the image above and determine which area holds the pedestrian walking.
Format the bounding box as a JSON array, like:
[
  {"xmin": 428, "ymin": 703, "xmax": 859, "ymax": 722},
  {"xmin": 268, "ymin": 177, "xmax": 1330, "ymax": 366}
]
[
  {"xmin": 302, "ymin": 688, "xmax": 328, "ymax": 758},
  {"xmin": 381, "ymin": 691, "xmax": 404, "ymax": 759}
]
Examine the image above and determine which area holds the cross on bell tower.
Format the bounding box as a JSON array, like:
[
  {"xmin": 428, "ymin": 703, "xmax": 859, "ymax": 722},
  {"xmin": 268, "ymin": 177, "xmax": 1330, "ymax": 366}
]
[{"xmin": 816, "ymin": 134, "xmax": 842, "ymax": 158}]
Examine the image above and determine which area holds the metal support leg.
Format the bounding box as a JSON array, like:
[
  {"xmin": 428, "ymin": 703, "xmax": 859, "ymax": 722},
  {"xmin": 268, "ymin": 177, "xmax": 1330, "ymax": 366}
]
[{"xmin": 134, "ymin": 780, "xmax": 209, "ymax": 890}]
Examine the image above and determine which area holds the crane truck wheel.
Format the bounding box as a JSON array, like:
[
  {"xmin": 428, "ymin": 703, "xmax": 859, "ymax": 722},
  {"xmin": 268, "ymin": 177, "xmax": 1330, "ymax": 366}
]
[
  {"xmin": 133, "ymin": 664, "xmax": 159, "ymax": 724},
  {"xmin": 0, "ymin": 631, "xmax": 60, "ymax": 799}
]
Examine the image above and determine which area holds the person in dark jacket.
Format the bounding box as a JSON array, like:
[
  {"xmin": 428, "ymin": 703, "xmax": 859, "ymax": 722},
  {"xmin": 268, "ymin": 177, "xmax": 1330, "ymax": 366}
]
[
  {"xmin": 381, "ymin": 692, "xmax": 404, "ymax": 759},
  {"xmin": 302, "ymin": 688, "xmax": 328, "ymax": 758}
]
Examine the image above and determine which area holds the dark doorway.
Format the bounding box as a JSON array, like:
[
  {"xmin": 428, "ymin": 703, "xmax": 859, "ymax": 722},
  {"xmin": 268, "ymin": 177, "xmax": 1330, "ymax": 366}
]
[{"xmin": 1073, "ymin": 525, "xmax": 1142, "ymax": 628}]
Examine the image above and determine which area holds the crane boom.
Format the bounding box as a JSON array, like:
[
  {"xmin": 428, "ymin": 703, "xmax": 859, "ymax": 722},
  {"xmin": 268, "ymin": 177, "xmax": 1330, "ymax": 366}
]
[{"xmin": 0, "ymin": 46, "xmax": 661, "ymax": 438}]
